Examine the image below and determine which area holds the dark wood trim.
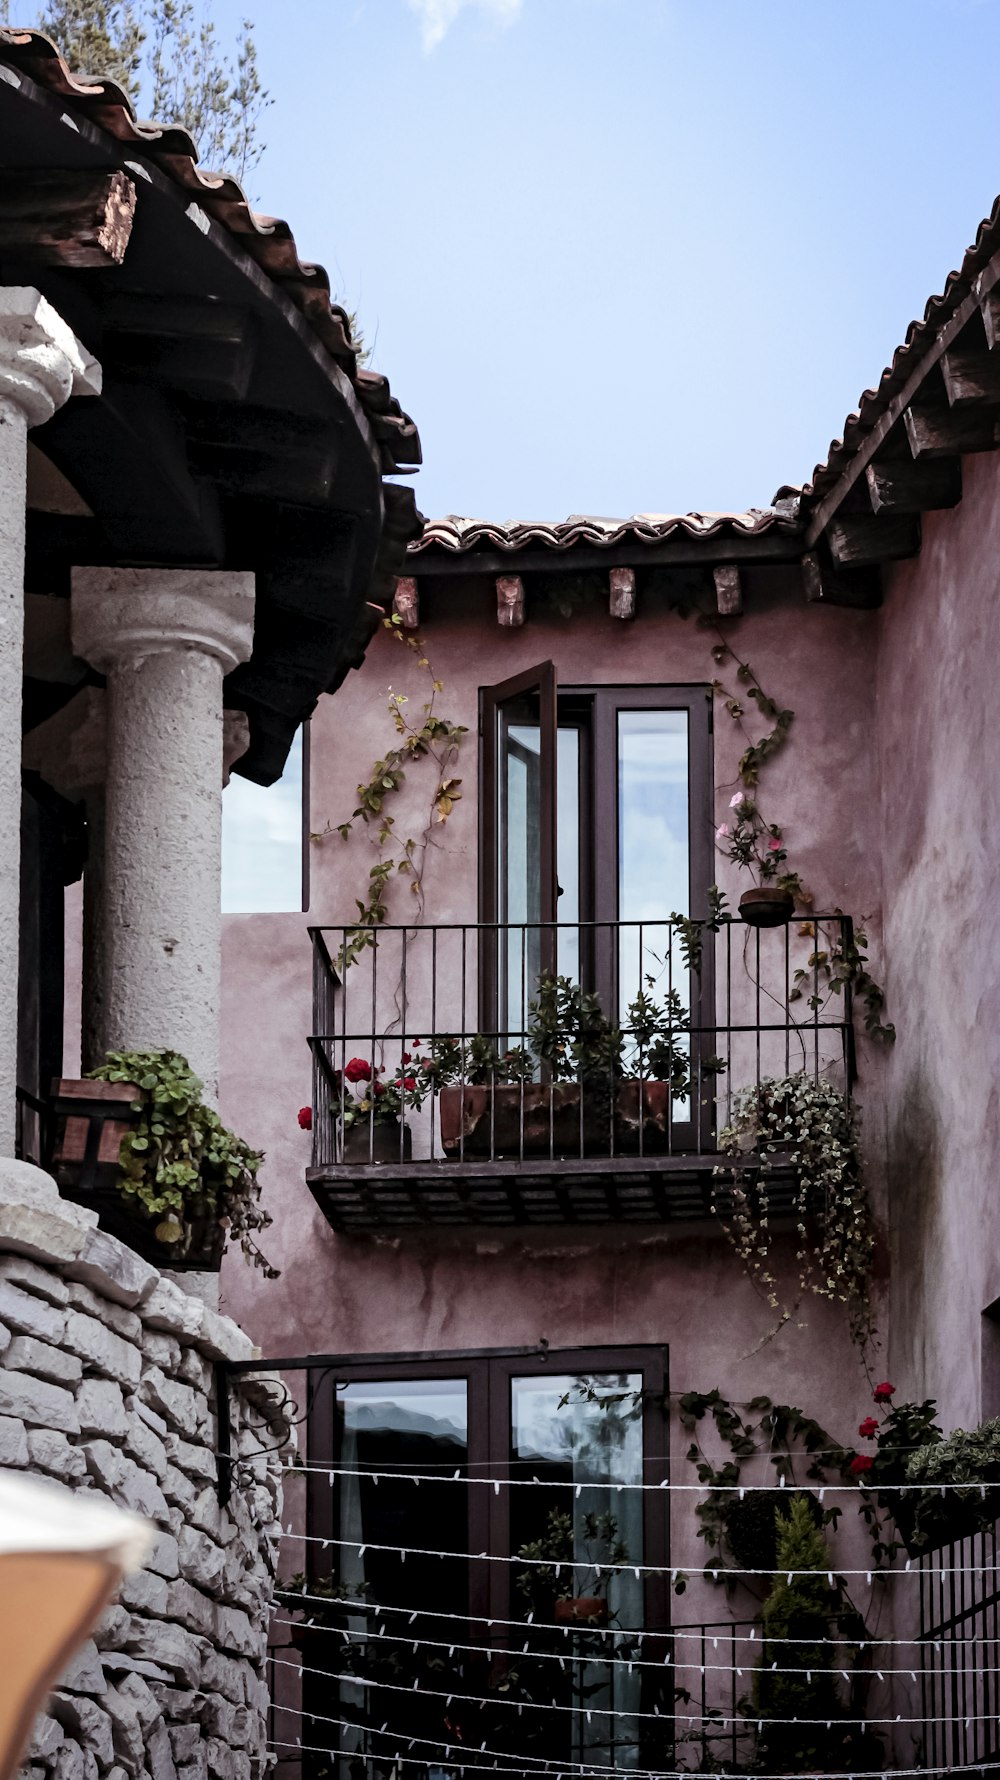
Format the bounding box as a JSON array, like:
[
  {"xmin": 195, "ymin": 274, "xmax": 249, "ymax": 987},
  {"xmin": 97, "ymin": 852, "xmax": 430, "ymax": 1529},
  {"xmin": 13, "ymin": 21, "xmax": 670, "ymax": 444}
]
[
  {"xmin": 827, "ymin": 512, "xmax": 921, "ymax": 567},
  {"xmin": 803, "ymin": 242, "xmax": 1000, "ymax": 545},
  {"xmin": 0, "ymin": 167, "xmax": 136, "ymax": 265},
  {"xmin": 865, "ymin": 456, "xmax": 962, "ymax": 514}
]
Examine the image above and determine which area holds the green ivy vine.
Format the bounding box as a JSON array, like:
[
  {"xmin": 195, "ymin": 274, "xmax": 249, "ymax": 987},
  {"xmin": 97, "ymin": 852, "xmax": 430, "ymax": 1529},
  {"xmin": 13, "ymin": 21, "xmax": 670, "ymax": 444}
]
[
  {"xmin": 89, "ymin": 1049, "xmax": 277, "ymax": 1275},
  {"xmin": 312, "ymin": 613, "xmax": 467, "ymax": 970}
]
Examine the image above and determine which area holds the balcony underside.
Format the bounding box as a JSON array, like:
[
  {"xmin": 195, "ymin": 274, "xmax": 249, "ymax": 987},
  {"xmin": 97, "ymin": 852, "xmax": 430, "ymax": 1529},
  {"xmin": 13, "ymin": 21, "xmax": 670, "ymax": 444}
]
[{"xmin": 307, "ymin": 1152, "xmax": 798, "ymax": 1231}]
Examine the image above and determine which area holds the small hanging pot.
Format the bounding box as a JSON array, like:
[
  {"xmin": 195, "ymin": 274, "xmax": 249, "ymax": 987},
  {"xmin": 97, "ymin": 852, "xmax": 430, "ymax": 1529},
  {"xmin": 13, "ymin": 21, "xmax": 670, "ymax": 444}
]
[{"xmin": 739, "ymin": 887, "xmax": 795, "ymax": 928}]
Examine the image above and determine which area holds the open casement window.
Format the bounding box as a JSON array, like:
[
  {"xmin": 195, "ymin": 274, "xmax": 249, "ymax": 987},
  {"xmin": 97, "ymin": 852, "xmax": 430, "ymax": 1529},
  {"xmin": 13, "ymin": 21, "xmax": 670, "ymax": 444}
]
[
  {"xmin": 480, "ymin": 672, "xmax": 715, "ymax": 1145},
  {"xmin": 303, "ymin": 1345, "xmax": 670, "ymax": 1778}
]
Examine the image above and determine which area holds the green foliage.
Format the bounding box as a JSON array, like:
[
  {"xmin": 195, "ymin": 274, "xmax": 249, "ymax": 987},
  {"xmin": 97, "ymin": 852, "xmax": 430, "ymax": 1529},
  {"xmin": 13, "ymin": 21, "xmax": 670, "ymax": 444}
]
[
  {"xmin": 791, "ymin": 919, "xmax": 895, "ymax": 1042},
  {"xmin": 527, "ymin": 973, "xmax": 624, "ymax": 1084},
  {"xmin": 89, "ymin": 1049, "xmax": 276, "ymax": 1275},
  {"xmin": 514, "ymin": 1508, "xmax": 628, "ymax": 1619},
  {"xmin": 420, "ymin": 1032, "xmax": 534, "ymax": 1090},
  {"xmin": 21, "ymin": 0, "xmax": 270, "ymax": 182},
  {"xmin": 753, "ymin": 1497, "xmax": 847, "ymax": 1773},
  {"xmin": 318, "ymin": 618, "xmax": 467, "ymax": 971},
  {"xmin": 714, "ymin": 1072, "xmax": 874, "ymax": 1343}
]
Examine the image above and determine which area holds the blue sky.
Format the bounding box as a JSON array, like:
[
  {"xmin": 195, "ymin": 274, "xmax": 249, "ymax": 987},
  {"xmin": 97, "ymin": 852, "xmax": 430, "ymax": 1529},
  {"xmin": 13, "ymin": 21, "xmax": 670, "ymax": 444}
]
[{"xmin": 193, "ymin": 0, "xmax": 1000, "ymax": 525}]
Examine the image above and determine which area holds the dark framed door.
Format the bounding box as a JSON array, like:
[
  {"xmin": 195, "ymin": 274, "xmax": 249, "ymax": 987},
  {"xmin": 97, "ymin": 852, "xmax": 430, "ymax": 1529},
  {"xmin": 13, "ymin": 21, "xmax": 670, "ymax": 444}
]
[{"xmin": 302, "ymin": 1343, "xmax": 671, "ymax": 1776}]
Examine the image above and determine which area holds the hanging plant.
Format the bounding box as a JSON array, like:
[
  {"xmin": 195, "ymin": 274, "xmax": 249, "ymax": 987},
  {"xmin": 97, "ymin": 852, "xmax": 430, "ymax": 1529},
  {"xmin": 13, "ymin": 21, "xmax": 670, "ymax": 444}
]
[
  {"xmin": 89, "ymin": 1049, "xmax": 277, "ymax": 1275},
  {"xmin": 713, "ymin": 1072, "xmax": 873, "ymax": 1342}
]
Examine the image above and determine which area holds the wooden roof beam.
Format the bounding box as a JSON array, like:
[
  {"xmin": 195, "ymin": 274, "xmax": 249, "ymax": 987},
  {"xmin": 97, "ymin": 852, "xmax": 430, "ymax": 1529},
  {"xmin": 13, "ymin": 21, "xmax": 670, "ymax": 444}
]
[
  {"xmin": 0, "ymin": 168, "xmax": 136, "ymax": 267},
  {"xmin": 497, "ymin": 575, "xmax": 525, "ymax": 627},
  {"xmin": 609, "ymin": 566, "xmax": 635, "ymax": 619},
  {"xmin": 802, "ymin": 552, "xmax": 881, "ymax": 609},
  {"xmin": 941, "ymin": 347, "xmax": 1000, "ymax": 408},
  {"xmin": 827, "ymin": 513, "xmax": 920, "ymax": 567},
  {"xmin": 713, "ymin": 564, "xmax": 742, "ymax": 614},
  {"xmin": 393, "ymin": 576, "xmax": 419, "ymax": 629},
  {"xmin": 866, "ymin": 457, "xmax": 962, "ymax": 515},
  {"xmin": 903, "ymin": 397, "xmax": 1000, "ymax": 459}
]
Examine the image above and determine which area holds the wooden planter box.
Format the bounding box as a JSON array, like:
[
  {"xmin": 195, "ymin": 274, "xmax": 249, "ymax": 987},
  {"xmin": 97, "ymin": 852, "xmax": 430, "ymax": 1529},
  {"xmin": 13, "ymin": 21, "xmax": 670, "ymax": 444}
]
[
  {"xmin": 438, "ymin": 1081, "xmax": 679, "ymax": 1158},
  {"xmin": 52, "ymin": 1078, "xmax": 226, "ymax": 1272}
]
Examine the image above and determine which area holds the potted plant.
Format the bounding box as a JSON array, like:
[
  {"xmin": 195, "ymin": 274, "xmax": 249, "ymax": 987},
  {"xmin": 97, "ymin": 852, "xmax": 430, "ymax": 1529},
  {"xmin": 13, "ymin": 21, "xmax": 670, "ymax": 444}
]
[
  {"xmin": 53, "ymin": 1050, "xmax": 276, "ymax": 1274},
  {"xmin": 514, "ymin": 1507, "xmax": 630, "ymax": 1628},
  {"xmin": 432, "ymin": 975, "xmax": 725, "ymax": 1159},
  {"xmin": 335, "ymin": 1049, "xmax": 435, "ymax": 1162},
  {"xmin": 714, "ymin": 1073, "xmax": 873, "ymax": 1340},
  {"xmin": 849, "ymin": 1384, "xmax": 1000, "ymax": 1555},
  {"xmin": 718, "ymin": 791, "xmax": 799, "ymax": 926}
]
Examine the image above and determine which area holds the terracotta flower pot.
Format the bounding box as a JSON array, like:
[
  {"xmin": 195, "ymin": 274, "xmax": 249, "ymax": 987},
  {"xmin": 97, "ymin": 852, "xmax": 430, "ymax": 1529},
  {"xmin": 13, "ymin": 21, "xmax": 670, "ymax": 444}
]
[
  {"xmin": 554, "ymin": 1596, "xmax": 609, "ymax": 1625},
  {"xmin": 439, "ymin": 1081, "xmax": 684, "ymax": 1159},
  {"xmin": 739, "ymin": 887, "xmax": 795, "ymax": 928}
]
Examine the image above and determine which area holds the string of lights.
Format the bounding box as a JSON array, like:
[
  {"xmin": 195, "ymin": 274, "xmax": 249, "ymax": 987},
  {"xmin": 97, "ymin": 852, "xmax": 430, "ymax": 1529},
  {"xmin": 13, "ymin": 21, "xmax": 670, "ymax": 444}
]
[
  {"xmin": 269, "ymin": 1654, "xmax": 977, "ymax": 1727},
  {"xmin": 269, "ymin": 1591, "xmax": 990, "ymax": 1649},
  {"xmin": 268, "ymin": 1730, "xmax": 1000, "ymax": 1780},
  {"xmin": 267, "ymin": 1608, "xmax": 971, "ymax": 1680},
  {"xmin": 274, "ymin": 1525, "xmax": 996, "ymax": 1579}
]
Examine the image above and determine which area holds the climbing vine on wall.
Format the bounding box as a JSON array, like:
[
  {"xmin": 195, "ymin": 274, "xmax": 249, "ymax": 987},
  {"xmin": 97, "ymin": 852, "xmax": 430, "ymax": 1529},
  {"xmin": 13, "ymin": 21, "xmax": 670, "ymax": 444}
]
[{"xmin": 311, "ymin": 613, "xmax": 467, "ymax": 970}]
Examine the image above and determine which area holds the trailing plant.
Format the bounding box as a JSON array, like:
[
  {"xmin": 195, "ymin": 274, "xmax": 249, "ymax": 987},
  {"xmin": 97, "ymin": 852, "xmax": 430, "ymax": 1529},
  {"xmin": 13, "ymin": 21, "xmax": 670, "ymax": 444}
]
[
  {"xmin": 713, "ymin": 1072, "xmax": 874, "ymax": 1343},
  {"xmin": 89, "ymin": 1049, "xmax": 276, "ymax": 1275},
  {"xmin": 313, "ymin": 615, "xmax": 467, "ymax": 973}
]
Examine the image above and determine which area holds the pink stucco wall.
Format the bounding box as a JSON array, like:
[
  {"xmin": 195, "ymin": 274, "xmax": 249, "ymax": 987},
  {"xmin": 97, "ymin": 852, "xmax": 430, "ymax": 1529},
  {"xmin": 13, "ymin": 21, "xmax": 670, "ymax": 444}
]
[
  {"xmin": 877, "ymin": 447, "xmax": 1000, "ymax": 1425},
  {"xmin": 218, "ymin": 571, "xmax": 891, "ymax": 1465}
]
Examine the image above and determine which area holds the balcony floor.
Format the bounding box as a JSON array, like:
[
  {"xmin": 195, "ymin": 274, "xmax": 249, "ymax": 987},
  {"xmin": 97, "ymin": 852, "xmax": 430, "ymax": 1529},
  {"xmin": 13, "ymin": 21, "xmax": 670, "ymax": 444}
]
[{"xmin": 306, "ymin": 1152, "xmax": 798, "ymax": 1231}]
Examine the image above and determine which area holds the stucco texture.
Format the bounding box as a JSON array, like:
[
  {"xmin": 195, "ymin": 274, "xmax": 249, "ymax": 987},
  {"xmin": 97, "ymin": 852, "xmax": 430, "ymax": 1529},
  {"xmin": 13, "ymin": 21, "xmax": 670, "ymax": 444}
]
[{"xmin": 218, "ymin": 575, "xmax": 890, "ymax": 1458}]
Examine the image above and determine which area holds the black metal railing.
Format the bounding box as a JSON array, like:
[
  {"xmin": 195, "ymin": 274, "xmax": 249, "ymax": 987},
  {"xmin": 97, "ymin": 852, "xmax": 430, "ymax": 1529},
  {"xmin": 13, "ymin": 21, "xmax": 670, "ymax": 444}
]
[
  {"xmin": 919, "ymin": 1527, "xmax": 1000, "ymax": 1772},
  {"xmin": 307, "ymin": 915, "xmax": 854, "ymax": 1172}
]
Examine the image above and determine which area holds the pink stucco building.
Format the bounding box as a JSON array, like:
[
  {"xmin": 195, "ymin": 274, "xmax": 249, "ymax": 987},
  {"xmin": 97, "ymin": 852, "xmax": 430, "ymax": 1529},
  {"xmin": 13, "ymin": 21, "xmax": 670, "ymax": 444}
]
[{"xmin": 209, "ymin": 193, "xmax": 1000, "ymax": 1773}]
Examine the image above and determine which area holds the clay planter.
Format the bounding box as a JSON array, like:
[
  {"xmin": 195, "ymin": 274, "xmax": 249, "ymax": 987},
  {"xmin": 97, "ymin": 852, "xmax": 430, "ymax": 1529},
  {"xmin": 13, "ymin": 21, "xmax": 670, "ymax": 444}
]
[
  {"xmin": 439, "ymin": 1081, "xmax": 679, "ymax": 1159},
  {"xmin": 52, "ymin": 1078, "xmax": 226, "ymax": 1271},
  {"xmin": 341, "ymin": 1119, "xmax": 412, "ymax": 1164},
  {"xmin": 554, "ymin": 1596, "xmax": 609, "ymax": 1626},
  {"xmin": 739, "ymin": 887, "xmax": 795, "ymax": 928}
]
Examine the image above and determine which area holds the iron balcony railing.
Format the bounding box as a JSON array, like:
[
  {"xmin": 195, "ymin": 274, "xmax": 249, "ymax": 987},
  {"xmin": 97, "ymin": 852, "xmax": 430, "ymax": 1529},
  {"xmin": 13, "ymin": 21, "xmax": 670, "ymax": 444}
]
[{"xmin": 307, "ymin": 915, "xmax": 855, "ymax": 1173}]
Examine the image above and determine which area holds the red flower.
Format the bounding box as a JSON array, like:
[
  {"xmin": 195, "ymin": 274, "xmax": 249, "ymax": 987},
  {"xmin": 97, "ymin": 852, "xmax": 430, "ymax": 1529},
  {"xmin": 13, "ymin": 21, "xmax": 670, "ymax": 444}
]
[
  {"xmin": 873, "ymin": 1381, "xmax": 895, "ymax": 1403},
  {"xmin": 297, "ymin": 1106, "xmax": 313, "ymax": 1131},
  {"xmin": 858, "ymin": 1416, "xmax": 878, "ymax": 1439},
  {"xmin": 411, "ymin": 1039, "xmax": 422, "ymax": 1048},
  {"xmin": 849, "ymin": 1454, "xmax": 874, "ymax": 1475},
  {"xmin": 372, "ymin": 1080, "xmax": 386, "ymax": 1097},
  {"xmin": 402, "ymin": 1076, "xmax": 417, "ymax": 1091},
  {"xmin": 345, "ymin": 1057, "xmax": 372, "ymax": 1084},
  {"xmin": 401, "ymin": 1052, "xmax": 412, "ymax": 1064}
]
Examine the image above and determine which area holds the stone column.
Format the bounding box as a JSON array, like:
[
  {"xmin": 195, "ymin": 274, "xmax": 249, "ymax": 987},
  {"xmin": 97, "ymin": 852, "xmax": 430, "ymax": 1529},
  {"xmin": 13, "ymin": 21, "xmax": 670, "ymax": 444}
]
[
  {"xmin": 71, "ymin": 570, "xmax": 255, "ymax": 1102},
  {"xmin": 0, "ymin": 289, "xmax": 99, "ymax": 1158}
]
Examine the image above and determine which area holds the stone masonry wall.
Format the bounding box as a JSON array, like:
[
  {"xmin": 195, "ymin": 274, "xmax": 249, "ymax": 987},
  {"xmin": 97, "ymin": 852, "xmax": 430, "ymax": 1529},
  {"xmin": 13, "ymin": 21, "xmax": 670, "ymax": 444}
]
[{"xmin": 0, "ymin": 1212, "xmax": 289, "ymax": 1780}]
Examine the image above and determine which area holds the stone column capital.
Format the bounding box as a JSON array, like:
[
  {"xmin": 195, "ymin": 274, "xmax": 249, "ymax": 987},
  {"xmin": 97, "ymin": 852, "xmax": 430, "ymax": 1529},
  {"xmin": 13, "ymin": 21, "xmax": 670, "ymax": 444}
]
[
  {"xmin": 0, "ymin": 286, "xmax": 101, "ymax": 427},
  {"xmin": 71, "ymin": 567, "xmax": 256, "ymax": 675}
]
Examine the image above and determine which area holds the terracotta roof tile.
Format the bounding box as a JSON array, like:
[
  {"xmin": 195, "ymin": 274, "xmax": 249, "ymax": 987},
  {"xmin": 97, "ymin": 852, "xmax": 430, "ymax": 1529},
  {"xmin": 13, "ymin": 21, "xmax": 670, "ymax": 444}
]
[
  {"xmin": 410, "ymin": 505, "xmax": 801, "ymax": 556},
  {"xmin": 0, "ymin": 26, "xmax": 420, "ymax": 472}
]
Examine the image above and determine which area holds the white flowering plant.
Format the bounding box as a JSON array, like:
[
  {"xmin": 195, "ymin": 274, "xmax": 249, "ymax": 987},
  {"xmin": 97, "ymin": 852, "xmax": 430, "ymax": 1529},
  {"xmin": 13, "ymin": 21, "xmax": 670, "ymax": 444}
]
[{"xmin": 713, "ymin": 1072, "xmax": 873, "ymax": 1344}]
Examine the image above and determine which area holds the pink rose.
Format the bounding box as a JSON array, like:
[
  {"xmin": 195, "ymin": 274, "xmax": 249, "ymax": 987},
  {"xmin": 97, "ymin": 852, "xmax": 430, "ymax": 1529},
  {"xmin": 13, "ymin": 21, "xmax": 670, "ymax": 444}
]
[
  {"xmin": 715, "ymin": 823, "xmax": 730, "ymax": 840},
  {"xmin": 729, "ymin": 790, "xmax": 747, "ymax": 809}
]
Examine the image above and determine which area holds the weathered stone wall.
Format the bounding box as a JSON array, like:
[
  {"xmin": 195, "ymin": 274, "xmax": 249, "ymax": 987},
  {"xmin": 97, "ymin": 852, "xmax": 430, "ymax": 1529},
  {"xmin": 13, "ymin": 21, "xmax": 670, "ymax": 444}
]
[{"xmin": 0, "ymin": 1215, "xmax": 288, "ymax": 1780}]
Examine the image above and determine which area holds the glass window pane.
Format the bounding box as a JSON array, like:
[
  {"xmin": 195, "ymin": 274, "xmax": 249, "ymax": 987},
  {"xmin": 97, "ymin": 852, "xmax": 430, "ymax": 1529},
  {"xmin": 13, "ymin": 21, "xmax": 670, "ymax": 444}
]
[
  {"xmin": 331, "ymin": 1380, "xmax": 469, "ymax": 1770},
  {"xmin": 222, "ymin": 726, "xmax": 303, "ymax": 913},
  {"xmin": 618, "ymin": 712, "xmax": 691, "ymax": 1099},
  {"xmin": 500, "ymin": 717, "xmax": 580, "ymax": 1040},
  {"xmin": 509, "ymin": 1372, "xmax": 645, "ymax": 1769}
]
